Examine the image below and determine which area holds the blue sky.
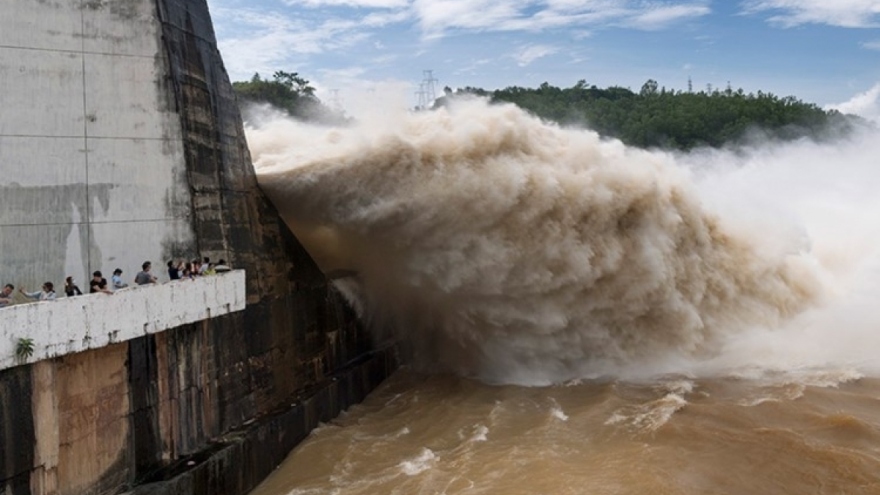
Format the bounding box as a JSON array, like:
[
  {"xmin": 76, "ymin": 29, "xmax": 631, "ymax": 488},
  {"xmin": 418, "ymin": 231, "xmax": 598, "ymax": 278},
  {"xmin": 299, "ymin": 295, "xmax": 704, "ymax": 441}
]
[{"xmin": 206, "ymin": 0, "xmax": 880, "ymax": 119}]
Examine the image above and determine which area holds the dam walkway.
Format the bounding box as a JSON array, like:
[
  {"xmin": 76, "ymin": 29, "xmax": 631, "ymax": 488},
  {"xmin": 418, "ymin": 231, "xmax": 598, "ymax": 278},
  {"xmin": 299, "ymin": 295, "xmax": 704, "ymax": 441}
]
[{"xmin": 0, "ymin": 270, "xmax": 246, "ymax": 370}]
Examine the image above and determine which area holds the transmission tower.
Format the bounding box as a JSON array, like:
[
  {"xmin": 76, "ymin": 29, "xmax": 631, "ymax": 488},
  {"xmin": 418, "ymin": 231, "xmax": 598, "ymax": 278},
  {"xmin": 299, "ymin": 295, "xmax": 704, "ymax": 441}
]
[
  {"xmin": 414, "ymin": 83, "xmax": 427, "ymax": 111},
  {"xmin": 422, "ymin": 70, "xmax": 438, "ymax": 104},
  {"xmin": 413, "ymin": 70, "xmax": 439, "ymax": 110}
]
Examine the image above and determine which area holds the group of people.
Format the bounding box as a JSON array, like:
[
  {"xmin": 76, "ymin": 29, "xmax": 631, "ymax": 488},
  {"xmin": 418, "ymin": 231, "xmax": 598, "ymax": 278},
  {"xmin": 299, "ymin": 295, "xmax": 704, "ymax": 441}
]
[
  {"xmin": 0, "ymin": 282, "xmax": 59, "ymax": 306},
  {"xmin": 166, "ymin": 257, "xmax": 231, "ymax": 280},
  {"xmin": 0, "ymin": 257, "xmax": 231, "ymax": 308}
]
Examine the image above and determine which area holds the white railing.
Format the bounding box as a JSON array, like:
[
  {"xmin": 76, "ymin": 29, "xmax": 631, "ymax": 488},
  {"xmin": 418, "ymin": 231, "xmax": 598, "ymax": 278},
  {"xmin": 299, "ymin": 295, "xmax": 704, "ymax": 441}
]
[{"xmin": 0, "ymin": 270, "xmax": 246, "ymax": 370}]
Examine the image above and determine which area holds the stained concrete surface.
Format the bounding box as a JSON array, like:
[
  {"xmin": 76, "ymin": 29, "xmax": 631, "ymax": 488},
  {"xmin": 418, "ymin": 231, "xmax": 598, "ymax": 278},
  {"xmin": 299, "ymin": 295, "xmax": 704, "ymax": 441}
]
[{"xmin": 0, "ymin": 0, "xmax": 396, "ymax": 494}]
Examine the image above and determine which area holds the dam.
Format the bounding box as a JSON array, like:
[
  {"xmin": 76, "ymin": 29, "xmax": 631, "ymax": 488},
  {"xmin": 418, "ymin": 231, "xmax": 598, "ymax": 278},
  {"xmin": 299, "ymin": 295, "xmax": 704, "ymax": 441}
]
[{"xmin": 0, "ymin": 1, "xmax": 395, "ymax": 494}]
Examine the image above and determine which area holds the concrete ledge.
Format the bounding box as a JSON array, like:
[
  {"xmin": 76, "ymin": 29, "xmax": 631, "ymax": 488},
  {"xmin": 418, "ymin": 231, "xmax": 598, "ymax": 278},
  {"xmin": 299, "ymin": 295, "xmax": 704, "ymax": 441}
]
[{"xmin": 0, "ymin": 270, "xmax": 246, "ymax": 370}]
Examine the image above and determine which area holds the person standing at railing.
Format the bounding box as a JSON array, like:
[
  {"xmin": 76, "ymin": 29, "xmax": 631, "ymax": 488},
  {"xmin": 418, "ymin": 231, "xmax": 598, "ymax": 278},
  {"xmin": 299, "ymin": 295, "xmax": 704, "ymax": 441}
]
[
  {"xmin": 112, "ymin": 268, "xmax": 129, "ymax": 290},
  {"xmin": 0, "ymin": 284, "xmax": 14, "ymax": 307},
  {"xmin": 64, "ymin": 276, "xmax": 83, "ymax": 297},
  {"xmin": 191, "ymin": 258, "xmax": 203, "ymax": 277},
  {"xmin": 199, "ymin": 257, "xmax": 211, "ymax": 276},
  {"xmin": 20, "ymin": 282, "xmax": 57, "ymax": 301},
  {"xmin": 167, "ymin": 260, "xmax": 182, "ymax": 281},
  {"xmin": 90, "ymin": 271, "xmax": 113, "ymax": 295},
  {"xmin": 135, "ymin": 261, "xmax": 158, "ymax": 285}
]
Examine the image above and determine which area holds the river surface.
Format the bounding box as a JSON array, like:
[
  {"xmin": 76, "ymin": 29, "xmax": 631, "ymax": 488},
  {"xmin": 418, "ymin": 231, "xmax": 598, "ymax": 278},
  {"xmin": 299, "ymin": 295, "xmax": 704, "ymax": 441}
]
[
  {"xmin": 250, "ymin": 368, "xmax": 880, "ymax": 495},
  {"xmin": 244, "ymin": 99, "xmax": 880, "ymax": 495}
]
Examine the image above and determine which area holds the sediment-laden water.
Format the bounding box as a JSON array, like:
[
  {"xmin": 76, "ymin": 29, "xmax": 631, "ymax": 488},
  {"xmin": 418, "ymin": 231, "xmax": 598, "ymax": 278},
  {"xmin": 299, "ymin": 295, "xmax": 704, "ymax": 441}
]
[
  {"xmin": 250, "ymin": 369, "xmax": 880, "ymax": 495},
  {"xmin": 246, "ymin": 99, "xmax": 880, "ymax": 494}
]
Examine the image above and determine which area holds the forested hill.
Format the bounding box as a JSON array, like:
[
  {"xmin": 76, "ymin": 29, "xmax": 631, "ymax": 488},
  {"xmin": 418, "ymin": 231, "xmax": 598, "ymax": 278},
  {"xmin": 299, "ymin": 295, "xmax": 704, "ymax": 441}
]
[
  {"xmin": 436, "ymin": 80, "xmax": 866, "ymax": 150},
  {"xmin": 233, "ymin": 72, "xmax": 867, "ymax": 151}
]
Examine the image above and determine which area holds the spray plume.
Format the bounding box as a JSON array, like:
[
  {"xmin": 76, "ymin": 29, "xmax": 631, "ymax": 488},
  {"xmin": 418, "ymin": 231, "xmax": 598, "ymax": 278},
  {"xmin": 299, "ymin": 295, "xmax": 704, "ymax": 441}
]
[{"xmin": 246, "ymin": 98, "xmax": 868, "ymax": 385}]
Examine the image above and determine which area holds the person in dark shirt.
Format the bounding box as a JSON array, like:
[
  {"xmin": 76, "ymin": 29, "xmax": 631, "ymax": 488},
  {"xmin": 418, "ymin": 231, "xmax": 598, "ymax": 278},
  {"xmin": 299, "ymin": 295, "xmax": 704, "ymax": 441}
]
[
  {"xmin": 167, "ymin": 260, "xmax": 182, "ymax": 280},
  {"xmin": 89, "ymin": 271, "xmax": 112, "ymax": 295},
  {"xmin": 64, "ymin": 276, "xmax": 83, "ymax": 297}
]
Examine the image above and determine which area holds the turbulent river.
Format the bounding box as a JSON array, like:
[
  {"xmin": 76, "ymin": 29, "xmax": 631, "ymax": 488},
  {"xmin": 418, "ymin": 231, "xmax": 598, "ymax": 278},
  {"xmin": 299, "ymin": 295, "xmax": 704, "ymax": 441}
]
[{"xmin": 246, "ymin": 99, "xmax": 880, "ymax": 494}]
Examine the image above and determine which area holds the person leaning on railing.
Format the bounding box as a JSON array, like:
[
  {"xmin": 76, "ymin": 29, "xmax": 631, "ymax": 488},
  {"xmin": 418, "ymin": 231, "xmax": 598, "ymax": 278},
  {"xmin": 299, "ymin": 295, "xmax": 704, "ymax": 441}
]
[
  {"xmin": 112, "ymin": 268, "xmax": 129, "ymax": 290},
  {"xmin": 90, "ymin": 271, "xmax": 113, "ymax": 295},
  {"xmin": 0, "ymin": 284, "xmax": 14, "ymax": 307}
]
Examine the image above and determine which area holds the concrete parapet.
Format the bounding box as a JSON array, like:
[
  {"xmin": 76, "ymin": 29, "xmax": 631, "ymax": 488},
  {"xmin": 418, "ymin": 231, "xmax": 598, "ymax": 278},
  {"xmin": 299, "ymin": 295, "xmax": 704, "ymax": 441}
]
[{"xmin": 0, "ymin": 271, "xmax": 246, "ymax": 371}]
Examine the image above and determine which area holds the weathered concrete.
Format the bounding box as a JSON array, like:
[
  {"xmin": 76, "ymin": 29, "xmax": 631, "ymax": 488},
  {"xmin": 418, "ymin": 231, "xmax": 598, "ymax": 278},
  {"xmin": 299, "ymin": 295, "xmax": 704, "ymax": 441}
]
[
  {"xmin": 0, "ymin": 0, "xmax": 193, "ymax": 292},
  {"xmin": 0, "ymin": 271, "xmax": 246, "ymax": 370},
  {"xmin": 0, "ymin": 0, "xmax": 397, "ymax": 494},
  {"xmin": 0, "ymin": 322, "xmax": 394, "ymax": 495}
]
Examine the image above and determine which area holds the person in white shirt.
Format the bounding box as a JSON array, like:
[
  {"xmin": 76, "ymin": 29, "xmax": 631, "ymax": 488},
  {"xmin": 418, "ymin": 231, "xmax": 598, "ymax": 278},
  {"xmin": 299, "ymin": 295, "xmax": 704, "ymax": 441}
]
[
  {"xmin": 20, "ymin": 282, "xmax": 57, "ymax": 301},
  {"xmin": 199, "ymin": 256, "xmax": 211, "ymax": 276},
  {"xmin": 112, "ymin": 268, "xmax": 128, "ymax": 290}
]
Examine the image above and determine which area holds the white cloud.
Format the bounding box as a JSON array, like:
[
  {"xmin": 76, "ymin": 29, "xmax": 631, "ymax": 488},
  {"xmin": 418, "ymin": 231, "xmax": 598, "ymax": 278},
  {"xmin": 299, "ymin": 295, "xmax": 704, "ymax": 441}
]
[
  {"xmin": 211, "ymin": 7, "xmax": 374, "ymax": 80},
  {"xmin": 361, "ymin": 10, "xmax": 413, "ymax": 26},
  {"xmin": 290, "ymin": 0, "xmax": 410, "ymax": 8},
  {"xmin": 412, "ymin": 0, "xmax": 530, "ymax": 37},
  {"xmin": 208, "ymin": 0, "xmax": 711, "ymax": 81},
  {"xmin": 862, "ymin": 39, "xmax": 880, "ymax": 50},
  {"xmin": 411, "ymin": 0, "xmax": 710, "ymax": 37},
  {"xmin": 515, "ymin": 44, "xmax": 559, "ymax": 66},
  {"xmin": 626, "ymin": 4, "xmax": 710, "ymax": 29},
  {"xmin": 742, "ymin": 0, "xmax": 880, "ymax": 28},
  {"xmin": 826, "ymin": 83, "xmax": 880, "ymax": 121},
  {"xmin": 453, "ymin": 58, "xmax": 493, "ymax": 76}
]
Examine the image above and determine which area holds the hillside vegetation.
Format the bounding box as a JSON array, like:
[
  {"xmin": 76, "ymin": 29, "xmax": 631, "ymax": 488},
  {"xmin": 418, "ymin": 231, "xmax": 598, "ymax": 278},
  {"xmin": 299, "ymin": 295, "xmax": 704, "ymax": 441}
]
[
  {"xmin": 437, "ymin": 80, "xmax": 864, "ymax": 150},
  {"xmin": 232, "ymin": 72, "xmax": 865, "ymax": 150}
]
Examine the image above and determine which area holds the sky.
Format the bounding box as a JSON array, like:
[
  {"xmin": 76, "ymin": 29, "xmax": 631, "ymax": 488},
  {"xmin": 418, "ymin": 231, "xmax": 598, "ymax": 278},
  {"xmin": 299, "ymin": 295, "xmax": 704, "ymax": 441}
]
[{"xmin": 206, "ymin": 0, "xmax": 880, "ymax": 120}]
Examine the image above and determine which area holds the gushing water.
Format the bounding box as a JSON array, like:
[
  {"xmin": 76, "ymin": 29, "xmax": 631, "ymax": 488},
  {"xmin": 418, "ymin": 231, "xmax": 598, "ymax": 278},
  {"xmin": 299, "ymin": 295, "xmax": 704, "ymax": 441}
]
[{"xmin": 248, "ymin": 98, "xmax": 879, "ymax": 385}]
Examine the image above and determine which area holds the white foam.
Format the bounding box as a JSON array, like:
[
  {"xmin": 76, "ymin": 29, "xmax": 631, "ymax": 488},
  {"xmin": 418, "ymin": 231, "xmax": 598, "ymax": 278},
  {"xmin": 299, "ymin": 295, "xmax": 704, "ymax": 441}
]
[{"xmin": 398, "ymin": 448, "xmax": 436, "ymax": 476}]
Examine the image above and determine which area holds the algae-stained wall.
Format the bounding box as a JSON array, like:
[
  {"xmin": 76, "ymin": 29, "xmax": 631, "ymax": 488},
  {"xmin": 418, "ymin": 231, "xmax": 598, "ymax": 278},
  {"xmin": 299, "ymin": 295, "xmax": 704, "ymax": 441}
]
[{"xmin": 0, "ymin": 1, "xmax": 394, "ymax": 494}]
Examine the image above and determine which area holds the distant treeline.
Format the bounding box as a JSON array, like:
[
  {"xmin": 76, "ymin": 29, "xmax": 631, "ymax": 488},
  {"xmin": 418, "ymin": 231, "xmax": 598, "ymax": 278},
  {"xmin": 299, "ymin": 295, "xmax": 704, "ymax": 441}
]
[
  {"xmin": 437, "ymin": 80, "xmax": 868, "ymax": 150},
  {"xmin": 232, "ymin": 72, "xmax": 867, "ymax": 150}
]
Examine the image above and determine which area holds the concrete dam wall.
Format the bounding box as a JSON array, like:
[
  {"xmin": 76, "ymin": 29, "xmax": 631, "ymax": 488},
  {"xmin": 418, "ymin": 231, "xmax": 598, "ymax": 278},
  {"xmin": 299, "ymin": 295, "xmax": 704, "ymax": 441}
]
[{"xmin": 0, "ymin": 1, "xmax": 395, "ymax": 494}]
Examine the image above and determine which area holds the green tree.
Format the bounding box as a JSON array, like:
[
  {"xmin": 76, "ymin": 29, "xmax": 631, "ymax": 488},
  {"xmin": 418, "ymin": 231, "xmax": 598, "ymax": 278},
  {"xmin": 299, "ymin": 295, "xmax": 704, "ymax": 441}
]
[{"xmin": 232, "ymin": 71, "xmax": 346, "ymax": 124}]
